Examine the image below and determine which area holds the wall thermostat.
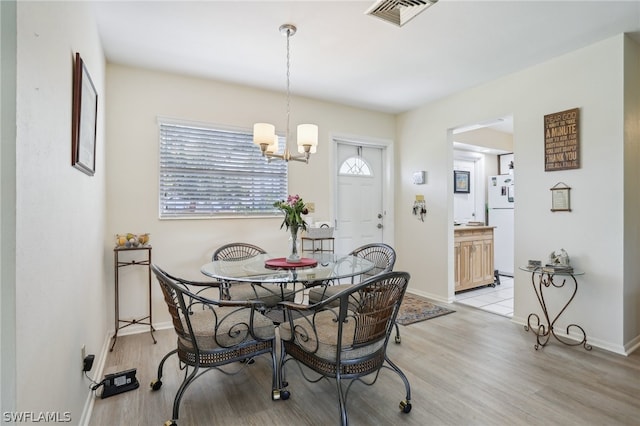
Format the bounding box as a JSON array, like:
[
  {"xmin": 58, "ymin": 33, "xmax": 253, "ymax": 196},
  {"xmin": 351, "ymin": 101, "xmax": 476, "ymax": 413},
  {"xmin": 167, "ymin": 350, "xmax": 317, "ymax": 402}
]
[{"xmin": 412, "ymin": 171, "xmax": 426, "ymax": 185}]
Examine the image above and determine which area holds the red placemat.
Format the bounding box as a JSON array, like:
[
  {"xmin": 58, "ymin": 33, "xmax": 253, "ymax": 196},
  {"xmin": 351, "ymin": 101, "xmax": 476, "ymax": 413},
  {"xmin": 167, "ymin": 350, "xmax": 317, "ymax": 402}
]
[{"xmin": 264, "ymin": 257, "xmax": 318, "ymax": 270}]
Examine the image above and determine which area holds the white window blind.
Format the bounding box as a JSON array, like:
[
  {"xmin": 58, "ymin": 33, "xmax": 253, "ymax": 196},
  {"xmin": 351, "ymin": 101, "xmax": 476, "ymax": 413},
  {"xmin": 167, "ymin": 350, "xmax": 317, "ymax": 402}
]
[{"xmin": 159, "ymin": 121, "xmax": 288, "ymax": 218}]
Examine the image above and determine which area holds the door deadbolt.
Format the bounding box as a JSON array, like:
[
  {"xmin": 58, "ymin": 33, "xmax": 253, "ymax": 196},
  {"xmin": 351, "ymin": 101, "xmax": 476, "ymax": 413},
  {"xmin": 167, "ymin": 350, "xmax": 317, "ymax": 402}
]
[
  {"xmin": 377, "ymin": 213, "xmax": 383, "ymax": 219},
  {"xmin": 377, "ymin": 223, "xmax": 383, "ymax": 229}
]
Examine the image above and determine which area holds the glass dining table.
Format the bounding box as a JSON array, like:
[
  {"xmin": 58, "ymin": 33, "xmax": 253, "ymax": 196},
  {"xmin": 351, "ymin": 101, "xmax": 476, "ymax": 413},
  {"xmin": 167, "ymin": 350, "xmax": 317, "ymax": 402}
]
[{"xmin": 200, "ymin": 251, "xmax": 376, "ymax": 304}]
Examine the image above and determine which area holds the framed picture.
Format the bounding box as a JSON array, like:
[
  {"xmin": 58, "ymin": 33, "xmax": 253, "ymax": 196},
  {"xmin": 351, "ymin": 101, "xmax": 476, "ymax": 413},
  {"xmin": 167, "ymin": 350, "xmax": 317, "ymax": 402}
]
[
  {"xmin": 544, "ymin": 108, "xmax": 580, "ymax": 172},
  {"xmin": 71, "ymin": 52, "xmax": 98, "ymax": 176},
  {"xmin": 550, "ymin": 182, "xmax": 571, "ymax": 212},
  {"xmin": 454, "ymin": 170, "xmax": 470, "ymax": 193}
]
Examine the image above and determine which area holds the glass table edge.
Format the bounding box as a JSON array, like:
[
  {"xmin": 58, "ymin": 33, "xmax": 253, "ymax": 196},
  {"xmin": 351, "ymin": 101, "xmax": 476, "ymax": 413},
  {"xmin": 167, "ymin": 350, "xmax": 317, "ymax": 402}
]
[
  {"xmin": 518, "ymin": 266, "xmax": 584, "ymax": 276},
  {"xmin": 201, "ymin": 253, "xmax": 377, "ymax": 283}
]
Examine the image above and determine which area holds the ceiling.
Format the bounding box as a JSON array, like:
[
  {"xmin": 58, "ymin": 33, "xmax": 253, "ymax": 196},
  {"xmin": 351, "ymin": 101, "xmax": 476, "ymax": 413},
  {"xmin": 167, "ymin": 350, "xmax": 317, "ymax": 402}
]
[{"xmin": 92, "ymin": 0, "xmax": 640, "ymax": 123}]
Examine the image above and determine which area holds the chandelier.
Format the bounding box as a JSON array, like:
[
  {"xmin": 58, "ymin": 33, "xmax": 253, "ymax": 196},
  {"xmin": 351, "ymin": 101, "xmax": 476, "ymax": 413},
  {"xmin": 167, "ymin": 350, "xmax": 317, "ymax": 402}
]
[{"xmin": 253, "ymin": 24, "xmax": 318, "ymax": 163}]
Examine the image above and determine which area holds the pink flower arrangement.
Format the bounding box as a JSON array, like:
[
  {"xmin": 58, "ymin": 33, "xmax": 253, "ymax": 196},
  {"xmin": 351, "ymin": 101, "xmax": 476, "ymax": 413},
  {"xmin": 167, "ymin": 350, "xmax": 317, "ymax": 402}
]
[{"xmin": 273, "ymin": 194, "xmax": 309, "ymax": 231}]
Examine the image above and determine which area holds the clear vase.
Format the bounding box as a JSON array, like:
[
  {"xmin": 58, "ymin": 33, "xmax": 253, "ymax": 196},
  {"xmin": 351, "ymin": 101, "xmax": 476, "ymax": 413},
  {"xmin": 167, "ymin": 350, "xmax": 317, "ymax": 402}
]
[{"xmin": 287, "ymin": 226, "xmax": 301, "ymax": 263}]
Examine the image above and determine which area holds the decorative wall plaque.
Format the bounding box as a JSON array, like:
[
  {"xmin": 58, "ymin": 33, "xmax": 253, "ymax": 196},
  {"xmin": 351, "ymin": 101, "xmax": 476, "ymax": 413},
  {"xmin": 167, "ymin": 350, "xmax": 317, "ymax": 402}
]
[
  {"xmin": 544, "ymin": 108, "xmax": 580, "ymax": 172},
  {"xmin": 550, "ymin": 182, "xmax": 571, "ymax": 212}
]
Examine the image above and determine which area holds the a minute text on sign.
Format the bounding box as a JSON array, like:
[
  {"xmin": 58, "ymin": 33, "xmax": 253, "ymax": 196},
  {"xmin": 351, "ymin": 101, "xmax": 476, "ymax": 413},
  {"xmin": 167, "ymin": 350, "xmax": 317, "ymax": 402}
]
[{"xmin": 544, "ymin": 108, "xmax": 580, "ymax": 171}]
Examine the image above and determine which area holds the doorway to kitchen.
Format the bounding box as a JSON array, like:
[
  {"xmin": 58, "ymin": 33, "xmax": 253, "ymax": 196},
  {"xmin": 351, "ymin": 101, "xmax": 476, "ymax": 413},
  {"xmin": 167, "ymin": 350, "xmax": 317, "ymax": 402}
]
[
  {"xmin": 453, "ymin": 156, "xmax": 484, "ymax": 225},
  {"xmin": 451, "ymin": 116, "xmax": 514, "ymax": 318}
]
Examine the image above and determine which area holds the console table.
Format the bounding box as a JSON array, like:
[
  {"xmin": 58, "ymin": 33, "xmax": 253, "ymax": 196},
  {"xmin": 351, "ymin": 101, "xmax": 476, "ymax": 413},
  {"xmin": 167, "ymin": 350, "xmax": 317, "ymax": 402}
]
[
  {"xmin": 111, "ymin": 246, "xmax": 156, "ymax": 351},
  {"xmin": 520, "ymin": 266, "xmax": 591, "ymax": 351}
]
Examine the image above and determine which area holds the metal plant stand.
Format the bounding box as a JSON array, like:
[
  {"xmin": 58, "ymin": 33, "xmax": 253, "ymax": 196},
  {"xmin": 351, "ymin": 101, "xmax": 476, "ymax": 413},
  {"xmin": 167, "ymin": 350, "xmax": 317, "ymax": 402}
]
[
  {"xmin": 111, "ymin": 246, "xmax": 156, "ymax": 351},
  {"xmin": 521, "ymin": 267, "xmax": 591, "ymax": 351}
]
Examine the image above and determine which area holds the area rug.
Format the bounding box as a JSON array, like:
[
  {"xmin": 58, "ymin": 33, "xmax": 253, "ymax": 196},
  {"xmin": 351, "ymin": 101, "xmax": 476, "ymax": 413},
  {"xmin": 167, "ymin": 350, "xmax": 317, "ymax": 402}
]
[{"xmin": 396, "ymin": 293, "xmax": 455, "ymax": 325}]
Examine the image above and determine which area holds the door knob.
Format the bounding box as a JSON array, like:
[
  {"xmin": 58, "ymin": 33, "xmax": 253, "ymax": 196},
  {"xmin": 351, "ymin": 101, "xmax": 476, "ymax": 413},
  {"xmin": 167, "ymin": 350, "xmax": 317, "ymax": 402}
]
[{"xmin": 377, "ymin": 223, "xmax": 383, "ymax": 229}]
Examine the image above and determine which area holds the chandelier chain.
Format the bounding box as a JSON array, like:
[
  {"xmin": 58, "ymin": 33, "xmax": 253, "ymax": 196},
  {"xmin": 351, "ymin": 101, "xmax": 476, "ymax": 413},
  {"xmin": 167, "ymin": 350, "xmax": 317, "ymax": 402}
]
[{"xmin": 285, "ymin": 28, "xmax": 291, "ymax": 151}]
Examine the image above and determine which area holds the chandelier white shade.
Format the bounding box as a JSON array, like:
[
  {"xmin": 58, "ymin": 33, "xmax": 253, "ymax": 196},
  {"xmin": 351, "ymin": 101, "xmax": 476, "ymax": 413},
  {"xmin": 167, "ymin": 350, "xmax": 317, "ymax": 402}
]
[
  {"xmin": 297, "ymin": 124, "xmax": 318, "ymax": 153},
  {"xmin": 253, "ymin": 24, "xmax": 318, "ymax": 163},
  {"xmin": 253, "ymin": 123, "xmax": 275, "ymax": 146}
]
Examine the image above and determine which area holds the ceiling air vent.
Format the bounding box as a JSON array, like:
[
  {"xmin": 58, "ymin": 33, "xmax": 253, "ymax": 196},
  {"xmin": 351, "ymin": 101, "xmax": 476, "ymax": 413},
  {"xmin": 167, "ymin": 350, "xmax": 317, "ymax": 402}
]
[{"xmin": 365, "ymin": 0, "xmax": 438, "ymax": 27}]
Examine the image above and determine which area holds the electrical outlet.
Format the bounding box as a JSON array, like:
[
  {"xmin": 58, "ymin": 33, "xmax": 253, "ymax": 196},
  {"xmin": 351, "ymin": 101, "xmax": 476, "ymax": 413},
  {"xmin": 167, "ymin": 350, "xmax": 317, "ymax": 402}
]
[{"xmin": 83, "ymin": 355, "xmax": 95, "ymax": 372}]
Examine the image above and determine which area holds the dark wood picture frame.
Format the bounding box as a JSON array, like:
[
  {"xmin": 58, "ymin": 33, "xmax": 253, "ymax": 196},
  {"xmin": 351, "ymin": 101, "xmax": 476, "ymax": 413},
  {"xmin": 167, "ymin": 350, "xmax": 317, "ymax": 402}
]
[
  {"xmin": 71, "ymin": 52, "xmax": 98, "ymax": 176},
  {"xmin": 454, "ymin": 170, "xmax": 470, "ymax": 193},
  {"xmin": 544, "ymin": 107, "xmax": 580, "ymax": 172},
  {"xmin": 550, "ymin": 182, "xmax": 572, "ymax": 212}
]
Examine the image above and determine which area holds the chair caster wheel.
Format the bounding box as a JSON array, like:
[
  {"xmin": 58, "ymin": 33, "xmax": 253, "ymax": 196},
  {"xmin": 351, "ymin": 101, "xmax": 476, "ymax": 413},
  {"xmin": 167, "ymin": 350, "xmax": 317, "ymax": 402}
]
[
  {"xmin": 282, "ymin": 381, "xmax": 288, "ymax": 387},
  {"xmin": 272, "ymin": 389, "xmax": 291, "ymax": 400},
  {"xmin": 164, "ymin": 420, "xmax": 177, "ymax": 426},
  {"xmin": 399, "ymin": 400, "xmax": 412, "ymax": 413},
  {"xmin": 150, "ymin": 379, "xmax": 162, "ymax": 391},
  {"xmin": 395, "ymin": 335, "xmax": 401, "ymax": 344}
]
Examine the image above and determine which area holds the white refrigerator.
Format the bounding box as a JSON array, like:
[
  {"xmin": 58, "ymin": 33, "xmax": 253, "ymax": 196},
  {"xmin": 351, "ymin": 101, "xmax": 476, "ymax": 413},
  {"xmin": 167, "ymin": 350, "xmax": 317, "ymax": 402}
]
[{"xmin": 488, "ymin": 175, "xmax": 514, "ymax": 276}]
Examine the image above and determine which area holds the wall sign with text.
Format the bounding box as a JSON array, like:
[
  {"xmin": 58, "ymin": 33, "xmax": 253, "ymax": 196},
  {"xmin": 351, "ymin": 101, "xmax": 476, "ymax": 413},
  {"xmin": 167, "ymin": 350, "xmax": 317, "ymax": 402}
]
[
  {"xmin": 550, "ymin": 182, "xmax": 571, "ymax": 212},
  {"xmin": 544, "ymin": 107, "xmax": 580, "ymax": 172}
]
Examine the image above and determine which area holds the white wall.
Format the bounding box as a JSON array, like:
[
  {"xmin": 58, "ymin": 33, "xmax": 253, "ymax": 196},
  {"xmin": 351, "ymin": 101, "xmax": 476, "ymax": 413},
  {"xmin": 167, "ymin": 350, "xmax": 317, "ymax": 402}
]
[
  {"xmin": 15, "ymin": 1, "xmax": 107, "ymax": 421},
  {"xmin": 454, "ymin": 127, "xmax": 514, "ymax": 154},
  {"xmin": 397, "ymin": 34, "xmax": 637, "ymax": 354},
  {"xmin": 623, "ymin": 36, "xmax": 640, "ymax": 347},
  {"xmin": 1, "ymin": 0, "xmax": 17, "ymax": 416},
  {"xmin": 105, "ymin": 64, "xmax": 396, "ymax": 328}
]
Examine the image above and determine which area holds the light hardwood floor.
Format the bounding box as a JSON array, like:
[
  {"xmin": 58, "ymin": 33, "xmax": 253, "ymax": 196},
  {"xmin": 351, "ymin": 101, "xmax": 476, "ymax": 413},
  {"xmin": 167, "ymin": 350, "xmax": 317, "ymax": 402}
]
[{"xmin": 90, "ymin": 302, "xmax": 640, "ymax": 425}]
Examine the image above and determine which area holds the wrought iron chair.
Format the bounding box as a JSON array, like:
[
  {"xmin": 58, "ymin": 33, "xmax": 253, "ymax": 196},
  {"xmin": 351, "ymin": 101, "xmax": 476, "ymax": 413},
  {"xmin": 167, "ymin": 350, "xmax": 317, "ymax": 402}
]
[
  {"xmin": 308, "ymin": 243, "xmax": 402, "ymax": 343},
  {"xmin": 212, "ymin": 242, "xmax": 295, "ymax": 307},
  {"xmin": 150, "ymin": 265, "xmax": 279, "ymax": 426},
  {"xmin": 277, "ymin": 271, "xmax": 412, "ymax": 426}
]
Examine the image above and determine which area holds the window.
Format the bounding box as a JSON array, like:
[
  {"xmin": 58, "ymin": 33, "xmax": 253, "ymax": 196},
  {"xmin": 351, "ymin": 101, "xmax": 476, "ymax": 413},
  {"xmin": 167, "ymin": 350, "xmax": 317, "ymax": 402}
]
[
  {"xmin": 338, "ymin": 156, "xmax": 372, "ymax": 176},
  {"xmin": 158, "ymin": 120, "xmax": 288, "ymax": 218}
]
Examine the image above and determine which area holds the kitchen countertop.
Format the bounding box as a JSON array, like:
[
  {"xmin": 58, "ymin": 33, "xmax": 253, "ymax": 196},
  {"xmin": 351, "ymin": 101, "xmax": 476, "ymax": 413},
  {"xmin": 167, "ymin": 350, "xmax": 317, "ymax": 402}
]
[{"xmin": 454, "ymin": 225, "xmax": 496, "ymax": 231}]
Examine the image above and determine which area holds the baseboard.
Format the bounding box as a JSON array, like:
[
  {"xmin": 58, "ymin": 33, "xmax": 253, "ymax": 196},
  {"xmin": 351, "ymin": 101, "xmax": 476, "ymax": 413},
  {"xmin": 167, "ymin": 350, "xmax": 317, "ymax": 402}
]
[
  {"xmin": 405, "ymin": 289, "xmax": 452, "ymax": 305},
  {"xmin": 77, "ymin": 321, "xmax": 174, "ymax": 425},
  {"xmin": 623, "ymin": 334, "xmax": 640, "ymax": 355},
  {"xmin": 78, "ymin": 332, "xmax": 112, "ymax": 426}
]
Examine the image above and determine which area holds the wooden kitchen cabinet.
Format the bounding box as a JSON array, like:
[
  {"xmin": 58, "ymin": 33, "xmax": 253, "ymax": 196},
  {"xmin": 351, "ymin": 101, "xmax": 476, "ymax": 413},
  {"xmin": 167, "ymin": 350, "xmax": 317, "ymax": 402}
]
[{"xmin": 454, "ymin": 226, "xmax": 495, "ymax": 292}]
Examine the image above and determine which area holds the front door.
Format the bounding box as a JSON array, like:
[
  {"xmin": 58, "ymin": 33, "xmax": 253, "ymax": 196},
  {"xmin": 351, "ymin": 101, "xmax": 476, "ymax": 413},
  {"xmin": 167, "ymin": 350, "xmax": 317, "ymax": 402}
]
[{"xmin": 335, "ymin": 143, "xmax": 384, "ymax": 254}]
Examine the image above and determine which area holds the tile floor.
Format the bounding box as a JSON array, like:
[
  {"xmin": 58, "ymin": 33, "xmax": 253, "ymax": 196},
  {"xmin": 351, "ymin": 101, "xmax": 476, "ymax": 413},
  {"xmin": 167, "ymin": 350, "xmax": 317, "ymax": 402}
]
[{"xmin": 455, "ymin": 276, "xmax": 514, "ymax": 318}]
